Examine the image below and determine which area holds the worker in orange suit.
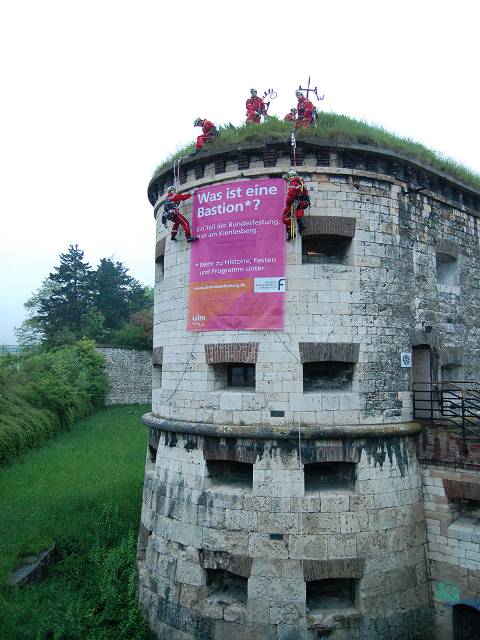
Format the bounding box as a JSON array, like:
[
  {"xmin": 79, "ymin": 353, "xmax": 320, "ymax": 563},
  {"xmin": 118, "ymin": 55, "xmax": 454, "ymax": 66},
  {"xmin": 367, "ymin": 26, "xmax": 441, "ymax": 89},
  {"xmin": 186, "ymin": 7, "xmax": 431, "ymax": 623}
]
[
  {"xmin": 162, "ymin": 186, "xmax": 198, "ymax": 242},
  {"xmin": 295, "ymin": 91, "xmax": 316, "ymax": 128},
  {"xmin": 284, "ymin": 108, "xmax": 297, "ymax": 123},
  {"xmin": 282, "ymin": 170, "xmax": 310, "ymax": 240},
  {"xmin": 194, "ymin": 118, "xmax": 216, "ymax": 150},
  {"xmin": 246, "ymin": 88, "xmax": 266, "ymax": 124}
]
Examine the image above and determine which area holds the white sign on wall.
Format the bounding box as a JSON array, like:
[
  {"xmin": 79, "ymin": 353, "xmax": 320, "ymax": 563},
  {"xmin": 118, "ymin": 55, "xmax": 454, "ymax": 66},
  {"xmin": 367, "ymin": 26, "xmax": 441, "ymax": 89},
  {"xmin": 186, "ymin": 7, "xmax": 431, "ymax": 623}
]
[{"xmin": 401, "ymin": 352, "xmax": 413, "ymax": 368}]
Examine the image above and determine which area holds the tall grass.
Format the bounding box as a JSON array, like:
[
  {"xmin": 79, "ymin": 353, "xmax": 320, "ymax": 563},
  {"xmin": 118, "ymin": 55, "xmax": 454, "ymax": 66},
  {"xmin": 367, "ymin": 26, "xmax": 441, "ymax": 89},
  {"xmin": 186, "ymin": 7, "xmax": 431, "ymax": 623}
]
[
  {"xmin": 0, "ymin": 405, "xmax": 153, "ymax": 640},
  {"xmin": 152, "ymin": 114, "xmax": 480, "ymax": 191}
]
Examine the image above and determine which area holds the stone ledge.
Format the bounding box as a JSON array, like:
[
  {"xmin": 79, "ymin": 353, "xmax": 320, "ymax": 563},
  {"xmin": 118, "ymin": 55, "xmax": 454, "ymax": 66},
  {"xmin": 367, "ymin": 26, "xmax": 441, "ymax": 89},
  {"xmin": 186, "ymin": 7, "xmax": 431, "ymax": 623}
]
[
  {"xmin": 142, "ymin": 413, "xmax": 422, "ymax": 440},
  {"xmin": 307, "ymin": 605, "xmax": 363, "ymax": 630},
  {"xmin": 447, "ymin": 516, "xmax": 480, "ymax": 543}
]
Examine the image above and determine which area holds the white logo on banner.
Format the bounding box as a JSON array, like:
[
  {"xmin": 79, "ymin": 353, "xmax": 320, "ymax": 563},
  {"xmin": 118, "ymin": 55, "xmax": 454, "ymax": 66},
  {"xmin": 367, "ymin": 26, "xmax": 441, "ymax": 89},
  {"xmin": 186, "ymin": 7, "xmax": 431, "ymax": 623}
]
[{"xmin": 254, "ymin": 277, "xmax": 286, "ymax": 293}]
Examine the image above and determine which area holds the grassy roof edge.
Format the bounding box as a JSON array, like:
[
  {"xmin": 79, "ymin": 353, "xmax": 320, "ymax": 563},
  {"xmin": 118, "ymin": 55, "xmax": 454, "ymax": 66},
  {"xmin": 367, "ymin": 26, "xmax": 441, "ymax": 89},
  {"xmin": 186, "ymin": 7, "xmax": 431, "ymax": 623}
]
[{"xmin": 151, "ymin": 113, "xmax": 480, "ymax": 192}]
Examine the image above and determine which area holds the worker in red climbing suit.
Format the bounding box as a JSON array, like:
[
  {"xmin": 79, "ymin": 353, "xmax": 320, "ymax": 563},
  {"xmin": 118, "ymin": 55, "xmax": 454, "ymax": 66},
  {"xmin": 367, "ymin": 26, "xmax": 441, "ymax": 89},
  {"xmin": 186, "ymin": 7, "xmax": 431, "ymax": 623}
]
[
  {"xmin": 194, "ymin": 118, "xmax": 217, "ymax": 151},
  {"xmin": 284, "ymin": 108, "xmax": 297, "ymax": 123},
  {"xmin": 295, "ymin": 90, "xmax": 316, "ymax": 128},
  {"xmin": 282, "ymin": 170, "xmax": 310, "ymax": 241},
  {"xmin": 246, "ymin": 88, "xmax": 267, "ymax": 124},
  {"xmin": 162, "ymin": 186, "xmax": 198, "ymax": 243}
]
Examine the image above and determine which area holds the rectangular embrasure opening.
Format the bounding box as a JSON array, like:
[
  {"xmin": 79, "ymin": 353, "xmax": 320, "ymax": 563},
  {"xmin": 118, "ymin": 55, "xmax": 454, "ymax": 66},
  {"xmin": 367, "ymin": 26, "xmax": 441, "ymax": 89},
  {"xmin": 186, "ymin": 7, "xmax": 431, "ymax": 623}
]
[
  {"xmin": 306, "ymin": 578, "xmax": 357, "ymax": 612},
  {"xmin": 211, "ymin": 363, "xmax": 256, "ymax": 390},
  {"xmin": 303, "ymin": 361, "xmax": 354, "ymax": 392},
  {"xmin": 304, "ymin": 462, "xmax": 356, "ymax": 492},
  {"xmin": 302, "ymin": 235, "xmax": 352, "ymax": 265},
  {"xmin": 152, "ymin": 364, "xmax": 162, "ymax": 390},
  {"xmin": 206, "ymin": 569, "xmax": 248, "ymax": 603},
  {"xmin": 206, "ymin": 460, "xmax": 253, "ymax": 490}
]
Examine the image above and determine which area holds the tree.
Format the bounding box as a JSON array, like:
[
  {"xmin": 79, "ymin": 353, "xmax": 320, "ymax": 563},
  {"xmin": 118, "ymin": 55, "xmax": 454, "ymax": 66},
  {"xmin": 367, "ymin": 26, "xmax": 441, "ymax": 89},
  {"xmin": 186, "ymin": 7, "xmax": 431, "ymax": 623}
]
[
  {"xmin": 93, "ymin": 258, "xmax": 150, "ymax": 330},
  {"xmin": 37, "ymin": 244, "xmax": 93, "ymax": 341},
  {"xmin": 16, "ymin": 246, "xmax": 153, "ymax": 349}
]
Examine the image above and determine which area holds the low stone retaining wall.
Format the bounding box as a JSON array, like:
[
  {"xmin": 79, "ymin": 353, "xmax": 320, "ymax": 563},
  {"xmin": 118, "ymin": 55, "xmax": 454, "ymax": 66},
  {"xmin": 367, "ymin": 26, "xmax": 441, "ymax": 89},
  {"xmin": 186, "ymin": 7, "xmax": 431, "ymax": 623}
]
[{"xmin": 97, "ymin": 347, "xmax": 152, "ymax": 405}]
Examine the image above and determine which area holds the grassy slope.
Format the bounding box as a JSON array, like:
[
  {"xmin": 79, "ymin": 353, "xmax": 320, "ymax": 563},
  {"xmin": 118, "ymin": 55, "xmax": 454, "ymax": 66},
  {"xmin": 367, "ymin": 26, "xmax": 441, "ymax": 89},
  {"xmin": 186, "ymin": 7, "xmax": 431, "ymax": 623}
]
[
  {"xmin": 0, "ymin": 405, "xmax": 153, "ymax": 640},
  {"xmin": 152, "ymin": 114, "xmax": 480, "ymax": 191}
]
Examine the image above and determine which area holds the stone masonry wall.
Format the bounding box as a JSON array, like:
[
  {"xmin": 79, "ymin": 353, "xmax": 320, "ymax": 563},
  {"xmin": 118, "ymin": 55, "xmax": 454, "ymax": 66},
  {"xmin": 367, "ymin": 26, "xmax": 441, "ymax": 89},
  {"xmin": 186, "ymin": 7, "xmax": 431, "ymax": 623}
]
[
  {"xmin": 151, "ymin": 152, "xmax": 480, "ymax": 430},
  {"xmin": 97, "ymin": 347, "xmax": 152, "ymax": 405},
  {"xmin": 422, "ymin": 463, "xmax": 480, "ymax": 639},
  {"xmin": 143, "ymin": 142, "xmax": 480, "ymax": 639},
  {"xmin": 138, "ymin": 429, "xmax": 431, "ymax": 640}
]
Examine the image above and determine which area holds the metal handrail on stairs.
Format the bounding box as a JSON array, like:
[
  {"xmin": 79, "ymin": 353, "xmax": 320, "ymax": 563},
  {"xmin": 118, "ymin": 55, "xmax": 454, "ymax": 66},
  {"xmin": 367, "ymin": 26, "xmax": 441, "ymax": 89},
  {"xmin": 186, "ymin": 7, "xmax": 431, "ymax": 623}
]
[{"xmin": 413, "ymin": 381, "xmax": 480, "ymax": 454}]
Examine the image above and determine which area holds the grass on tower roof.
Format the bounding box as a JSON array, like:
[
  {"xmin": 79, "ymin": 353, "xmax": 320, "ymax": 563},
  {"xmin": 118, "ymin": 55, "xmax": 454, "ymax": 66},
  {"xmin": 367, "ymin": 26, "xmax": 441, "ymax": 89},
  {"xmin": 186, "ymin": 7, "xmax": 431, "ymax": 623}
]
[{"xmin": 152, "ymin": 113, "xmax": 480, "ymax": 192}]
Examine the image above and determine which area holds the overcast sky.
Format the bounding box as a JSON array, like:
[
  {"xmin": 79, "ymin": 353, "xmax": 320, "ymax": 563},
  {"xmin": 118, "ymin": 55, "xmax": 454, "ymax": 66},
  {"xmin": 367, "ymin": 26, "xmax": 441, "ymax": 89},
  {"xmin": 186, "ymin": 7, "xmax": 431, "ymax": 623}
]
[{"xmin": 1, "ymin": 0, "xmax": 479, "ymax": 343}]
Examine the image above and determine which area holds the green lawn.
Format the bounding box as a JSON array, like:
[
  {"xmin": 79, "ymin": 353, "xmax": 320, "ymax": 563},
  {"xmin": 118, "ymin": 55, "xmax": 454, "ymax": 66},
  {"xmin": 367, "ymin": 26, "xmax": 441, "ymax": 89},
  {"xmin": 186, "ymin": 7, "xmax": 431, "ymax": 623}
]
[{"xmin": 0, "ymin": 404, "xmax": 154, "ymax": 640}]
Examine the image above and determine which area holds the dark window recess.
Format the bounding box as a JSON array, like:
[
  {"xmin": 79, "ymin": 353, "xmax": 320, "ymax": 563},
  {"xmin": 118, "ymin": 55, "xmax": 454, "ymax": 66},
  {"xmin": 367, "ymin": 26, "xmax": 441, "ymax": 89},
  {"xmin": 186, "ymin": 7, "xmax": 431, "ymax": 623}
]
[
  {"xmin": 303, "ymin": 361, "xmax": 354, "ymax": 392},
  {"xmin": 306, "ymin": 578, "xmax": 356, "ymax": 612},
  {"xmin": 271, "ymin": 410, "xmax": 285, "ymax": 418},
  {"xmin": 148, "ymin": 431, "xmax": 159, "ymax": 463},
  {"xmin": 152, "ymin": 365, "xmax": 162, "ymax": 391},
  {"xmin": 195, "ymin": 164, "xmax": 204, "ymax": 180},
  {"xmin": 317, "ymin": 149, "xmax": 330, "ymax": 166},
  {"xmin": 454, "ymin": 604, "xmax": 480, "ymax": 640},
  {"xmin": 155, "ymin": 255, "xmax": 164, "ymax": 278},
  {"xmin": 227, "ymin": 363, "xmax": 255, "ymax": 388},
  {"xmin": 158, "ymin": 183, "xmax": 165, "ymax": 196},
  {"xmin": 302, "ymin": 235, "xmax": 352, "ymax": 265},
  {"xmin": 148, "ymin": 443, "xmax": 158, "ymax": 463},
  {"xmin": 451, "ymin": 499, "xmax": 480, "ymax": 519},
  {"xmin": 207, "ymin": 569, "xmax": 248, "ymax": 603},
  {"xmin": 392, "ymin": 162, "xmax": 404, "ymax": 180},
  {"xmin": 263, "ymin": 149, "xmax": 277, "ymax": 168},
  {"xmin": 342, "ymin": 153, "xmax": 364, "ymax": 170},
  {"xmin": 441, "ymin": 182, "xmax": 453, "ymax": 200},
  {"xmin": 304, "ymin": 462, "xmax": 356, "ymax": 492},
  {"xmin": 179, "ymin": 168, "xmax": 187, "ymax": 185},
  {"xmin": 215, "ymin": 159, "xmax": 226, "ymax": 174},
  {"xmin": 365, "ymin": 156, "xmax": 377, "ymax": 173},
  {"xmin": 206, "ymin": 460, "xmax": 253, "ymax": 489},
  {"xmin": 436, "ymin": 252, "xmax": 459, "ymax": 286},
  {"xmin": 237, "ymin": 154, "xmax": 250, "ymax": 170}
]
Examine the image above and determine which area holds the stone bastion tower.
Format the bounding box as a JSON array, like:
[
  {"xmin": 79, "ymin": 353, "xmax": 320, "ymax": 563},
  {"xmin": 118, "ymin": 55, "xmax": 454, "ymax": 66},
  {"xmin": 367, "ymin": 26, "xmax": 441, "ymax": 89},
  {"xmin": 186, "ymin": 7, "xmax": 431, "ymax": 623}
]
[{"xmin": 138, "ymin": 137, "xmax": 480, "ymax": 640}]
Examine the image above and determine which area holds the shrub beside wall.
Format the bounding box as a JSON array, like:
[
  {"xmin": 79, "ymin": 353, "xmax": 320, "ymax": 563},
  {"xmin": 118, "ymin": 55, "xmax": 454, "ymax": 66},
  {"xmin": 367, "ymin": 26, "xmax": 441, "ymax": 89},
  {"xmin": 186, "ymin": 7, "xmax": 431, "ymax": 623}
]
[{"xmin": 0, "ymin": 339, "xmax": 108, "ymax": 462}]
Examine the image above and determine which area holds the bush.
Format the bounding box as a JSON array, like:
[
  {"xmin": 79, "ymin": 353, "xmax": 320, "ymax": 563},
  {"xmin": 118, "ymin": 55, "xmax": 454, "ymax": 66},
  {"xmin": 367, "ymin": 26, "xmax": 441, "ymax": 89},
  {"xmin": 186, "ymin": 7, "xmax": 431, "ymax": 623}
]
[
  {"xmin": 110, "ymin": 309, "xmax": 153, "ymax": 351},
  {"xmin": 0, "ymin": 340, "xmax": 108, "ymax": 461}
]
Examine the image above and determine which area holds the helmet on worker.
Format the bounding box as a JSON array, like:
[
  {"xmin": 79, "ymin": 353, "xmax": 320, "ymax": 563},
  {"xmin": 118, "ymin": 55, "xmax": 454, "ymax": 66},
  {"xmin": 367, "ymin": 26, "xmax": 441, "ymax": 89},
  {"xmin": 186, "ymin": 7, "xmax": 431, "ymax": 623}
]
[
  {"xmin": 285, "ymin": 170, "xmax": 298, "ymax": 180},
  {"xmin": 166, "ymin": 185, "xmax": 177, "ymax": 194},
  {"xmin": 193, "ymin": 118, "xmax": 203, "ymax": 126}
]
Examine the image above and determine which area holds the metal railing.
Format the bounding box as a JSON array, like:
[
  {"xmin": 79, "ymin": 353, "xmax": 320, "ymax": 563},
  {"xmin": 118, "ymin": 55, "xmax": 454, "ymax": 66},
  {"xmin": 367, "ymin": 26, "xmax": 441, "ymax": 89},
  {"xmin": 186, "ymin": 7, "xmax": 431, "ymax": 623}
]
[{"xmin": 413, "ymin": 381, "xmax": 480, "ymax": 453}]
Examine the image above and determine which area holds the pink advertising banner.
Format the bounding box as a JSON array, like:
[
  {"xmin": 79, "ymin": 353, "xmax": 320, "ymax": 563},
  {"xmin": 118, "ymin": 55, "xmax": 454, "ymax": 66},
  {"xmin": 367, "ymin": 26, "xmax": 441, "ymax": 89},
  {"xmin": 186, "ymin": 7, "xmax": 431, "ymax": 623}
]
[{"xmin": 187, "ymin": 178, "xmax": 285, "ymax": 331}]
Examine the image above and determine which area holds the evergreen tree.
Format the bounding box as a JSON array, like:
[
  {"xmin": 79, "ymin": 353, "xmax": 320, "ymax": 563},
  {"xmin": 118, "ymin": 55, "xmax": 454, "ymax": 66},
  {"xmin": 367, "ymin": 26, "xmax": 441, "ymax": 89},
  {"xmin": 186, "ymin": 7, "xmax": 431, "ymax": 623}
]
[
  {"xmin": 93, "ymin": 258, "xmax": 150, "ymax": 330},
  {"xmin": 17, "ymin": 246, "xmax": 153, "ymax": 348},
  {"xmin": 36, "ymin": 245, "xmax": 93, "ymax": 341}
]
